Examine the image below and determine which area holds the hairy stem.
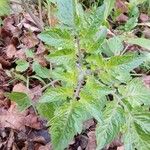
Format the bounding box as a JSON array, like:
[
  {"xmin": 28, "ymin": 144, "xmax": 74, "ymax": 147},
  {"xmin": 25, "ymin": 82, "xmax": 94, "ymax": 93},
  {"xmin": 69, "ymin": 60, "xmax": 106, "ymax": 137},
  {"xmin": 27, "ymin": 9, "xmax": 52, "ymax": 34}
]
[
  {"xmin": 73, "ymin": 36, "xmax": 84, "ymax": 99},
  {"xmin": 47, "ymin": 0, "xmax": 51, "ymax": 27},
  {"xmin": 21, "ymin": 0, "xmax": 43, "ymax": 31}
]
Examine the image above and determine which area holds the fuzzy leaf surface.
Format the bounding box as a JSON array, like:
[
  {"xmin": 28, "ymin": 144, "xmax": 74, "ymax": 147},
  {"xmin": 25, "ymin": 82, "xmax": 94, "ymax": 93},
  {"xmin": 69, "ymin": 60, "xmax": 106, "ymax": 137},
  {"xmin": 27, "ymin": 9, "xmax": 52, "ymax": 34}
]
[
  {"xmin": 50, "ymin": 101, "xmax": 88, "ymax": 150},
  {"xmin": 6, "ymin": 92, "xmax": 31, "ymax": 111},
  {"xmin": 96, "ymin": 102, "xmax": 124, "ymax": 150},
  {"xmin": 119, "ymin": 78, "xmax": 150, "ymax": 107}
]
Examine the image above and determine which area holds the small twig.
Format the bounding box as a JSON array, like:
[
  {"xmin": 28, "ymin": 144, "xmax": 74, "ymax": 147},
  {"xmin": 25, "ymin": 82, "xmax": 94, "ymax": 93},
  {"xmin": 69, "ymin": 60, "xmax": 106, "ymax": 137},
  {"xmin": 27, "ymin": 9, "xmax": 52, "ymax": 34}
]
[{"xmin": 21, "ymin": 0, "xmax": 43, "ymax": 31}]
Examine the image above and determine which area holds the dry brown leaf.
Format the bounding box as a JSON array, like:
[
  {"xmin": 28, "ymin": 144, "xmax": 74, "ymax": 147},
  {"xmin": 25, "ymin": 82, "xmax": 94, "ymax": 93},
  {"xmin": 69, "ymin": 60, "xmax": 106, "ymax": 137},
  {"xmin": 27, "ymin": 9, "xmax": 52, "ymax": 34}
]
[
  {"xmin": 23, "ymin": 22, "xmax": 41, "ymax": 32},
  {"xmin": 7, "ymin": 130, "xmax": 15, "ymax": 150},
  {"xmin": 117, "ymin": 146, "xmax": 124, "ymax": 150},
  {"xmin": 35, "ymin": 55, "xmax": 47, "ymax": 67},
  {"xmin": 116, "ymin": 0, "xmax": 128, "ymax": 13},
  {"xmin": 116, "ymin": 14, "xmax": 128, "ymax": 22},
  {"xmin": 36, "ymin": 42, "xmax": 46, "ymax": 54},
  {"xmin": 38, "ymin": 143, "xmax": 53, "ymax": 150},
  {"xmin": 143, "ymin": 27, "xmax": 150, "ymax": 39},
  {"xmin": 25, "ymin": 114, "xmax": 42, "ymax": 129},
  {"xmin": 140, "ymin": 13, "xmax": 149, "ymax": 22},
  {"xmin": 6, "ymin": 44, "xmax": 17, "ymax": 59},
  {"xmin": 21, "ymin": 32, "xmax": 39, "ymax": 48},
  {"xmin": 86, "ymin": 131, "xmax": 96, "ymax": 150},
  {"xmin": 143, "ymin": 76, "xmax": 150, "ymax": 88},
  {"xmin": 83, "ymin": 119, "xmax": 95, "ymax": 130},
  {"xmin": 30, "ymin": 85, "xmax": 42, "ymax": 102},
  {"xmin": 0, "ymin": 103, "xmax": 27, "ymax": 130},
  {"xmin": 15, "ymin": 49, "xmax": 26, "ymax": 59}
]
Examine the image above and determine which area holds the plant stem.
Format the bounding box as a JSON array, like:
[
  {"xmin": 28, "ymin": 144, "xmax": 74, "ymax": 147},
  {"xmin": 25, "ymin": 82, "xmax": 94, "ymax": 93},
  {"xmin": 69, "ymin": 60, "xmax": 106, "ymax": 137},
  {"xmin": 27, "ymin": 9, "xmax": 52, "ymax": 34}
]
[
  {"xmin": 38, "ymin": 0, "xmax": 43, "ymax": 27},
  {"xmin": 76, "ymin": 36, "xmax": 82, "ymax": 71},
  {"xmin": 47, "ymin": 0, "xmax": 51, "ymax": 27},
  {"xmin": 21, "ymin": 0, "xmax": 43, "ymax": 31},
  {"xmin": 73, "ymin": 36, "xmax": 84, "ymax": 99}
]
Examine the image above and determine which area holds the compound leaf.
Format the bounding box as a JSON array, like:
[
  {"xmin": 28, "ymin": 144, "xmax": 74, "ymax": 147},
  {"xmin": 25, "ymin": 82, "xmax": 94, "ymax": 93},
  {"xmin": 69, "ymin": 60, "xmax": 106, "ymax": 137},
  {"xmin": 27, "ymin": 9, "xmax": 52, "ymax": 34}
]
[
  {"xmin": 39, "ymin": 87, "xmax": 73, "ymax": 103},
  {"xmin": 50, "ymin": 101, "xmax": 88, "ymax": 150},
  {"xmin": 96, "ymin": 102, "xmax": 124, "ymax": 150},
  {"xmin": 119, "ymin": 78, "xmax": 150, "ymax": 107}
]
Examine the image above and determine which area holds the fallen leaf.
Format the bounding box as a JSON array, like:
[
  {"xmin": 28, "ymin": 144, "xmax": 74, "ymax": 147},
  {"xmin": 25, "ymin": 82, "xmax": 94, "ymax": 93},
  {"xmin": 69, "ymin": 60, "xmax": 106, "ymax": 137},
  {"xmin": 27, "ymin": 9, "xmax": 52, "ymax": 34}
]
[
  {"xmin": 0, "ymin": 102, "xmax": 27, "ymax": 130},
  {"xmin": 117, "ymin": 146, "xmax": 124, "ymax": 150},
  {"xmin": 21, "ymin": 32, "xmax": 39, "ymax": 48},
  {"xmin": 6, "ymin": 44, "xmax": 17, "ymax": 59},
  {"xmin": 116, "ymin": 14, "xmax": 128, "ymax": 22},
  {"xmin": 143, "ymin": 76, "xmax": 150, "ymax": 88},
  {"xmin": 35, "ymin": 55, "xmax": 47, "ymax": 67},
  {"xmin": 116, "ymin": 0, "xmax": 128, "ymax": 13},
  {"xmin": 15, "ymin": 49, "xmax": 26, "ymax": 59},
  {"xmin": 7, "ymin": 130, "xmax": 14, "ymax": 150},
  {"xmin": 83, "ymin": 119, "xmax": 95, "ymax": 130},
  {"xmin": 140, "ymin": 13, "xmax": 149, "ymax": 23},
  {"xmin": 38, "ymin": 143, "xmax": 53, "ymax": 150},
  {"xmin": 30, "ymin": 85, "xmax": 42, "ymax": 102},
  {"xmin": 143, "ymin": 27, "xmax": 150, "ymax": 39},
  {"xmin": 25, "ymin": 114, "xmax": 41, "ymax": 129},
  {"xmin": 36, "ymin": 42, "xmax": 46, "ymax": 54},
  {"xmin": 86, "ymin": 131, "xmax": 96, "ymax": 150}
]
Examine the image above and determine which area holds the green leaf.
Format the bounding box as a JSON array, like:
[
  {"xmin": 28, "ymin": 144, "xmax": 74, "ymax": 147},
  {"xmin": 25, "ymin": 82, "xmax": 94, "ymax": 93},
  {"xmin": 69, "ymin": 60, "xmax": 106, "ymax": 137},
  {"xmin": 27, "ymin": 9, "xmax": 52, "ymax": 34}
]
[
  {"xmin": 107, "ymin": 54, "xmax": 145, "ymax": 72},
  {"xmin": 129, "ymin": 0, "xmax": 147, "ymax": 5},
  {"xmin": 123, "ymin": 109, "xmax": 150, "ymax": 150},
  {"xmin": 25, "ymin": 49, "xmax": 34, "ymax": 58},
  {"xmin": 16, "ymin": 60, "xmax": 29, "ymax": 72},
  {"xmin": 0, "ymin": 0, "xmax": 10, "ymax": 16},
  {"xmin": 119, "ymin": 78, "xmax": 150, "ymax": 107},
  {"xmin": 36, "ymin": 103, "xmax": 55, "ymax": 120},
  {"xmin": 88, "ymin": 26, "xmax": 108, "ymax": 53},
  {"xmin": 6, "ymin": 92, "xmax": 31, "ymax": 111},
  {"xmin": 126, "ymin": 38, "xmax": 150, "ymax": 51},
  {"xmin": 101, "ymin": 36, "xmax": 124, "ymax": 56},
  {"xmin": 39, "ymin": 87, "xmax": 73, "ymax": 103},
  {"xmin": 56, "ymin": 0, "xmax": 77, "ymax": 28},
  {"xmin": 50, "ymin": 101, "xmax": 88, "ymax": 150},
  {"xmin": 32, "ymin": 61, "xmax": 50, "ymax": 79},
  {"xmin": 51, "ymin": 69, "xmax": 78, "ymax": 87},
  {"xmin": 46, "ymin": 49, "xmax": 76, "ymax": 68},
  {"xmin": 96, "ymin": 102, "xmax": 124, "ymax": 150},
  {"xmin": 38, "ymin": 28, "xmax": 73, "ymax": 48},
  {"xmin": 133, "ymin": 109, "xmax": 150, "ymax": 133},
  {"xmin": 80, "ymin": 77, "xmax": 112, "ymax": 122},
  {"xmin": 104, "ymin": 0, "xmax": 115, "ymax": 20},
  {"xmin": 84, "ymin": 5, "xmax": 105, "ymax": 37}
]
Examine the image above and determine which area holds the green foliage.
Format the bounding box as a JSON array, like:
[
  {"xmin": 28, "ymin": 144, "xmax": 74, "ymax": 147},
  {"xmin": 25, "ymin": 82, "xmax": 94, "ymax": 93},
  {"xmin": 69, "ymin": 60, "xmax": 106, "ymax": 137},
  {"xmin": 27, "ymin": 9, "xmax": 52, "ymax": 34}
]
[
  {"xmin": 5, "ymin": 92, "xmax": 31, "ymax": 111},
  {"xmin": 7, "ymin": 0, "xmax": 150, "ymax": 150},
  {"xmin": 50, "ymin": 101, "xmax": 88, "ymax": 150},
  {"xmin": 125, "ymin": 37, "xmax": 150, "ymax": 51},
  {"xmin": 96, "ymin": 102, "xmax": 125, "ymax": 149},
  {"xmin": 16, "ymin": 60, "xmax": 29, "ymax": 72},
  {"xmin": 0, "ymin": 0, "xmax": 10, "ymax": 16}
]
